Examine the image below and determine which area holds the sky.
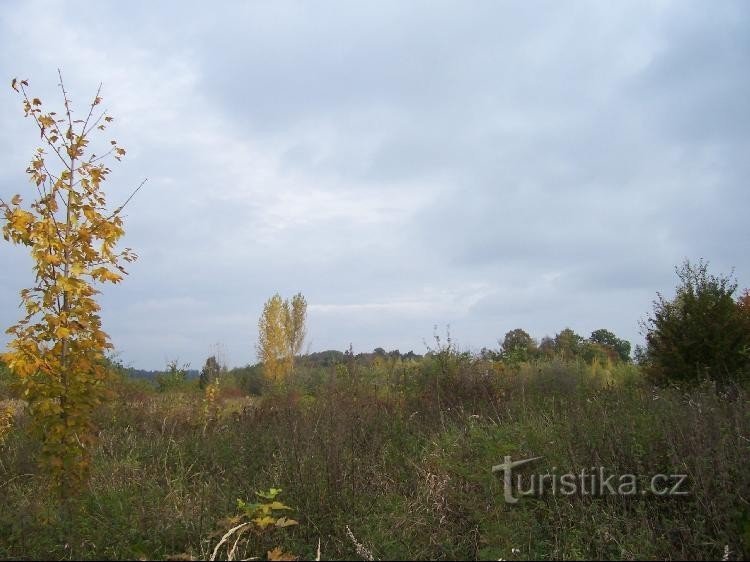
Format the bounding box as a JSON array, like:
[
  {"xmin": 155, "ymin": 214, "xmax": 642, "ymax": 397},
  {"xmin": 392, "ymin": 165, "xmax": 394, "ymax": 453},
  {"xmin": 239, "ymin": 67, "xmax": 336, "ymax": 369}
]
[{"xmin": 0, "ymin": 1, "xmax": 748, "ymax": 369}]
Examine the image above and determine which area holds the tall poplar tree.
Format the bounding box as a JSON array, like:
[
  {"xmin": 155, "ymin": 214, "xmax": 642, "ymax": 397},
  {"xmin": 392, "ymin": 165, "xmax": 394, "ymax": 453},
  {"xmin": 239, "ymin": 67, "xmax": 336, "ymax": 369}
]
[{"xmin": 257, "ymin": 292, "xmax": 307, "ymax": 382}]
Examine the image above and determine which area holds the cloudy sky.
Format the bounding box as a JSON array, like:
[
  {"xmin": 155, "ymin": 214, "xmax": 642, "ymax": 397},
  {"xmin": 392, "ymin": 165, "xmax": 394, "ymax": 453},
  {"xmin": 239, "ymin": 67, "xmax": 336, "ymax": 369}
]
[{"xmin": 0, "ymin": 1, "xmax": 748, "ymax": 369}]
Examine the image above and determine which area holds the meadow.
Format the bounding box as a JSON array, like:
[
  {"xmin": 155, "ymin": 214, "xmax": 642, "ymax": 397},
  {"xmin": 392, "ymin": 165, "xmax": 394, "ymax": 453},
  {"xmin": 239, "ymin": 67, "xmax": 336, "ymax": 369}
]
[{"xmin": 1, "ymin": 349, "xmax": 748, "ymax": 561}]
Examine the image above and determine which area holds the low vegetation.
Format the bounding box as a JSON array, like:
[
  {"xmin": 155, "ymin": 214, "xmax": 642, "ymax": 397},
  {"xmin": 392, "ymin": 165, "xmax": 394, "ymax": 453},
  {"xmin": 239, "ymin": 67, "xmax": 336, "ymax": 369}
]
[{"xmin": 1, "ymin": 342, "xmax": 749, "ymax": 560}]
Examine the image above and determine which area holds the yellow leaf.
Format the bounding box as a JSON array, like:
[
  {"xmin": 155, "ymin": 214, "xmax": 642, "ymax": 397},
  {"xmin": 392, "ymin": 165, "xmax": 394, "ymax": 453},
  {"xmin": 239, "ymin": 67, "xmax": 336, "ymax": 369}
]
[
  {"xmin": 102, "ymin": 269, "xmax": 122, "ymax": 283},
  {"xmin": 10, "ymin": 209, "xmax": 33, "ymax": 231},
  {"xmin": 44, "ymin": 254, "xmax": 62, "ymax": 266},
  {"xmin": 252, "ymin": 516, "xmax": 276, "ymax": 529},
  {"xmin": 57, "ymin": 277, "xmax": 74, "ymax": 291},
  {"xmin": 269, "ymin": 501, "xmax": 292, "ymax": 511},
  {"xmin": 267, "ymin": 547, "xmax": 298, "ymax": 561},
  {"xmin": 55, "ymin": 326, "xmax": 70, "ymax": 339}
]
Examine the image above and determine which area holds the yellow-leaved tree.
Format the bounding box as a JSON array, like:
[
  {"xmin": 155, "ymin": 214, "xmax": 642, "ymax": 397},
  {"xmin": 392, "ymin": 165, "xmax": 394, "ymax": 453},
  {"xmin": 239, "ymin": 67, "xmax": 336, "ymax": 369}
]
[
  {"xmin": 285, "ymin": 292, "xmax": 307, "ymax": 368},
  {"xmin": 0, "ymin": 74, "xmax": 141, "ymax": 495},
  {"xmin": 256, "ymin": 292, "xmax": 307, "ymax": 382}
]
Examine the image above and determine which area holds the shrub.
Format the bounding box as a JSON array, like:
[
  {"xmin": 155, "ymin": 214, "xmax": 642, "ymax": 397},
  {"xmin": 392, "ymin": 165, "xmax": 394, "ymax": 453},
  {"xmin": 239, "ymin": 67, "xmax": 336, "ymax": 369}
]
[
  {"xmin": 642, "ymin": 259, "xmax": 750, "ymax": 386},
  {"xmin": 156, "ymin": 360, "xmax": 191, "ymax": 392}
]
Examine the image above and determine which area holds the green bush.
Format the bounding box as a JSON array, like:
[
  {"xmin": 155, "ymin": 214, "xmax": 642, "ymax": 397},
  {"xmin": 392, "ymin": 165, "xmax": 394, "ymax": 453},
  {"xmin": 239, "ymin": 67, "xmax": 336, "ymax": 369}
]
[
  {"xmin": 642, "ymin": 259, "xmax": 750, "ymax": 386},
  {"xmin": 156, "ymin": 360, "xmax": 192, "ymax": 392},
  {"xmin": 229, "ymin": 364, "xmax": 267, "ymax": 395}
]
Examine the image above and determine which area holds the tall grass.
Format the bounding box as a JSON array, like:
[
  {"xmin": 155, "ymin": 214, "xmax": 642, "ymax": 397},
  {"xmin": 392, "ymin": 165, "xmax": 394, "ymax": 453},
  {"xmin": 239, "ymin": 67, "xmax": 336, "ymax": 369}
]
[{"xmin": 0, "ymin": 355, "xmax": 748, "ymax": 560}]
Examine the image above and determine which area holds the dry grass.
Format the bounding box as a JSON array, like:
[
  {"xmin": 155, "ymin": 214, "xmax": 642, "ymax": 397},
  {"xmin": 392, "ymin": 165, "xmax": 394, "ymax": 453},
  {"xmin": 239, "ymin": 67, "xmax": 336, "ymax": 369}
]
[{"xmin": 0, "ymin": 359, "xmax": 748, "ymax": 560}]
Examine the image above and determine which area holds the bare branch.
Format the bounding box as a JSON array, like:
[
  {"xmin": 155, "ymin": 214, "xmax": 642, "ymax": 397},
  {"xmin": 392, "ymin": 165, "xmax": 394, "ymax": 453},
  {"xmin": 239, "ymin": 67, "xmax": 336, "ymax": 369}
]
[
  {"xmin": 80, "ymin": 83, "xmax": 103, "ymax": 137},
  {"xmin": 17, "ymin": 82, "xmax": 72, "ymax": 171},
  {"xmin": 83, "ymin": 109, "xmax": 109, "ymax": 137},
  {"xmin": 88, "ymin": 146, "xmax": 117, "ymax": 165},
  {"xmin": 110, "ymin": 178, "xmax": 147, "ymax": 217},
  {"xmin": 57, "ymin": 68, "xmax": 74, "ymax": 134}
]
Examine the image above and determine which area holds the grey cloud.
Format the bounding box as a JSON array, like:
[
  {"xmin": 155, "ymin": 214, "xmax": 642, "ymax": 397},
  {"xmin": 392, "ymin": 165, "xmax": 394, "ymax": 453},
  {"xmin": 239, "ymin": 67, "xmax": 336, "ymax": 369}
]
[
  {"xmin": 0, "ymin": 0, "xmax": 748, "ymax": 368},
  {"xmin": 632, "ymin": 2, "xmax": 750, "ymax": 144}
]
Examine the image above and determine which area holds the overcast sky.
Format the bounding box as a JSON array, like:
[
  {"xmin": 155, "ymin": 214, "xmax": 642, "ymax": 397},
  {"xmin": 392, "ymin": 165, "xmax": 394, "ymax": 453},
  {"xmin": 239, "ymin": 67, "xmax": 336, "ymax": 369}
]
[{"xmin": 1, "ymin": 1, "xmax": 748, "ymax": 369}]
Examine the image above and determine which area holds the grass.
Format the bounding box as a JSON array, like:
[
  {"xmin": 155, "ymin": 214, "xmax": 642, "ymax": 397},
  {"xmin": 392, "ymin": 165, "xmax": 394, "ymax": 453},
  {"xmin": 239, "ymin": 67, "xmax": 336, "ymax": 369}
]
[{"xmin": 0, "ymin": 355, "xmax": 748, "ymax": 560}]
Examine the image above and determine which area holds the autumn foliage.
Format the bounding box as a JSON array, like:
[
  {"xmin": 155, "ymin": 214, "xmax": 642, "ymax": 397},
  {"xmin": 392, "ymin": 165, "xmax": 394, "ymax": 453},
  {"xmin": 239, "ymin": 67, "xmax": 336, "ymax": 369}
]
[
  {"xmin": 256, "ymin": 293, "xmax": 307, "ymax": 382},
  {"xmin": 0, "ymin": 75, "xmax": 138, "ymax": 493}
]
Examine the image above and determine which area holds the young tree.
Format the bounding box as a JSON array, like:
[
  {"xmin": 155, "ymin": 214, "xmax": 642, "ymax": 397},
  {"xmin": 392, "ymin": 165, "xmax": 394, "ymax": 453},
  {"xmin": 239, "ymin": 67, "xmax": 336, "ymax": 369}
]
[
  {"xmin": 0, "ymin": 75, "xmax": 140, "ymax": 493},
  {"xmin": 642, "ymin": 259, "xmax": 749, "ymax": 385}
]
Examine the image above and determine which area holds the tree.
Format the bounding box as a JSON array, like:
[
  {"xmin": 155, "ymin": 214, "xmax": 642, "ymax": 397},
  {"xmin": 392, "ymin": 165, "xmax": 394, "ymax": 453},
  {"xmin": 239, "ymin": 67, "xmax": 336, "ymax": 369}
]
[
  {"xmin": 0, "ymin": 75, "xmax": 140, "ymax": 493},
  {"xmin": 580, "ymin": 340, "xmax": 614, "ymax": 364},
  {"xmin": 284, "ymin": 292, "xmax": 307, "ymax": 368},
  {"xmin": 500, "ymin": 328, "xmax": 537, "ymax": 363},
  {"xmin": 738, "ymin": 289, "xmax": 750, "ymax": 319},
  {"xmin": 642, "ymin": 259, "xmax": 749, "ymax": 385},
  {"xmin": 539, "ymin": 336, "xmax": 555, "ymax": 358},
  {"xmin": 738, "ymin": 289, "xmax": 750, "ymax": 363},
  {"xmin": 257, "ymin": 293, "xmax": 307, "ymax": 382},
  {"xmin": 554, "ymin": 328, "xmax": 584, "ymax": 360},
  {"xmin": 257, "ymin": 294, "xmax": 289, "ymax": 382},
  {"xmin": 589, "ymin": 329, "xmax": 631, "ymax": 362}
]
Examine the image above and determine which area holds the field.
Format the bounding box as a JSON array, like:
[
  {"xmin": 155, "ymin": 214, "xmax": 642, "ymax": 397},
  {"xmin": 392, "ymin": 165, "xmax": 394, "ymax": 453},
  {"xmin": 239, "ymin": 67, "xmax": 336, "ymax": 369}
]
[{"xmin": 1, "ymin": 353, "xmax": 748, "ymax": 561}]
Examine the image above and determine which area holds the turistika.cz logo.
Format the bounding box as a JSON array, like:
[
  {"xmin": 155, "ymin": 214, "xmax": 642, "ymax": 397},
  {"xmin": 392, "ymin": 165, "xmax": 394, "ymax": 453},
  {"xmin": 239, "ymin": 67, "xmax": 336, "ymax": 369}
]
[{"xmin": 492, "ymin": 456, "xmax": 689, "ymax": 504}]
